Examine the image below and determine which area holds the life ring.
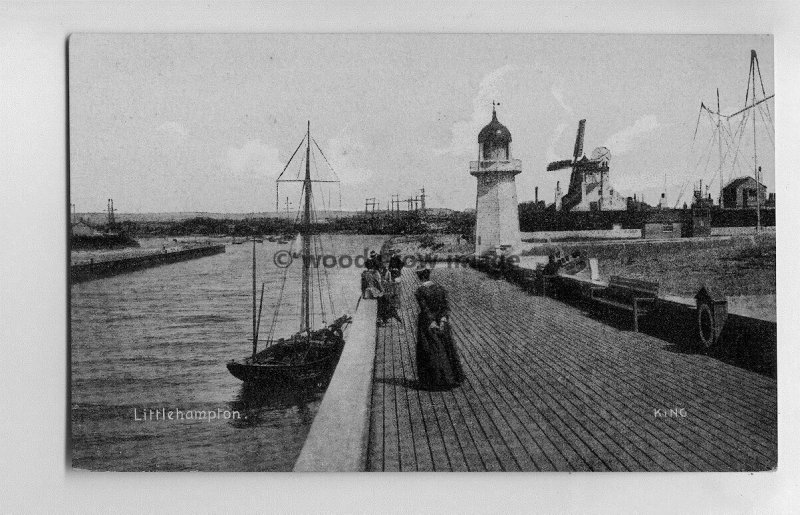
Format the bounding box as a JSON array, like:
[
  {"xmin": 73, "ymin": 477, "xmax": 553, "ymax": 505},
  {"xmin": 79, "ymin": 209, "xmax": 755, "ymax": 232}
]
[{"xmin": 697, "ymin": 302, "xmax": 716, "ymax": 349}]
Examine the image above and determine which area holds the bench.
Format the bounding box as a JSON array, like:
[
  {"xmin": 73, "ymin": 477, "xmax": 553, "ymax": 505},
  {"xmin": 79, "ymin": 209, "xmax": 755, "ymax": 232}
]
[{"xmin": 589, "ymin": 276, "xmax": 659, "ymax": 332}]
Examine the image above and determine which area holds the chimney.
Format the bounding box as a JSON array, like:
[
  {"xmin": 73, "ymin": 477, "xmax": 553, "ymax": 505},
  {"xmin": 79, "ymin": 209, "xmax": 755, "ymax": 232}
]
[{"xmin": 535, "ymin": 186, "xmax": 539, "ymax": 204}]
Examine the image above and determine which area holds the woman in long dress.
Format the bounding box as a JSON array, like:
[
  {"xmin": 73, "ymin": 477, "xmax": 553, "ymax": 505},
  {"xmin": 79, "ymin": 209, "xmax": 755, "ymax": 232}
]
[
  {"xmin": 361, "ymin": 261, "xmax": 383, "ymax": 300},
  {"xmin": 414, "ymin": 268, "xmax": 465, "ymax": 390}
]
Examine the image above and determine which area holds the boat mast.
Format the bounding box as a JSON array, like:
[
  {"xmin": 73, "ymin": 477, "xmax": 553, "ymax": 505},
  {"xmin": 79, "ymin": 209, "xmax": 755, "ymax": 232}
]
[
  {"xmin": 252, "ymin": 236, "xmax": 257, "ymax": 359},
  {"xmin": 750, "ymin": 51, "xmax": 761, "ymax": 233},
  {"xmin": 301, "ymin": 121, "xmax": 312, "ymax": 332},
  {"xmin": 717, "ymin": 88, "xmax": 723, "ymax": 208}
]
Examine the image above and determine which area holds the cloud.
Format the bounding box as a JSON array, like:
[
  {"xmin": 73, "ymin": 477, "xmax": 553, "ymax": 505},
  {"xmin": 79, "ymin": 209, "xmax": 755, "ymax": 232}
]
[
  {"xmin": 545, "ymin": 122, "xmax": 570, "ymax": 163},
  {"xmin": 437, "ymin": 64, "xmax": 518, "ymax": 156},
  {"xmin": 551, "ymin": 85, "xmax": 573, "ymax": 115},
  {"xmin": 321, "ymin": 132, "xmax": 376, "ymax": 186},
  {"xmin": 603, "ymin": 115, "xmax": 661, "ymax": 155},
  {"xmin": 224, "ymin": 139, "xmax": 282, "ymax": 178}
]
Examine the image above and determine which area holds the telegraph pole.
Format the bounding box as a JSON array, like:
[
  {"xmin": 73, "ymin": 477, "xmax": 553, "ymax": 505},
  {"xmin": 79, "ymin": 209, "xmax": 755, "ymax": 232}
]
[{"xmin": 107, "ymin": 199, "xmax": 116, "ymax": 229}]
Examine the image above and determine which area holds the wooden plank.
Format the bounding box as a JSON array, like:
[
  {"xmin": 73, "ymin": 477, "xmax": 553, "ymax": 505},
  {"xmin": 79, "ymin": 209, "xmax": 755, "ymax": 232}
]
[
  {"xmin": 499, "ymin": 269, "xmax": 776, "ymax": 444},
  {"xmin": 379, "ymin": 321, "xmax": 400, "ymax": 472},
  {"xmin": 366, "ymin": 264, "xmax": 775, "ymax": 472},
  {"xmin": 441, "ymin": 267, "xmax": 775, "ymax": 470},
  {"xmin": 454, "ymin": 342, "xmax": 538, "ymax": 471},
  {"xmin": 393, "ymin": 313, "xmax": 438, "ymax": 471},
  {"xmin": 449, "ymin": 290, "xmax": 695, "ymax": 471},
  {"xmin": 533, "ymin": 294, "xmax": 776, "ymax": 466},
  {"xmin": 386, "ymin": 318, "xmax": 418, "ymax": 471},
  {"xmin": 366, "ymin": 317, "xmax": 385, "ymax": 471},
  {"xmin": 451, "ymin": 297, "xmax": 632, "ymax": 471},
  {"xmin": 454, "ymin": 316, "xmax": 682, "ymax": 471},
  {"xmin": 444, "ymin": 274, "xmax": 727, "ymax": 468},
  {"xmin": 428, "ymin": 390, "xmax": 470, "ymax": 471}
]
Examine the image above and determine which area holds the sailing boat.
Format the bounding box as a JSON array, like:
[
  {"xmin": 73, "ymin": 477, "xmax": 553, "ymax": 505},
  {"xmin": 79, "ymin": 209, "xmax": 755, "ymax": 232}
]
[{"xmin": 227, "ymin": 122, "xmax": 351, "ymax": 384}]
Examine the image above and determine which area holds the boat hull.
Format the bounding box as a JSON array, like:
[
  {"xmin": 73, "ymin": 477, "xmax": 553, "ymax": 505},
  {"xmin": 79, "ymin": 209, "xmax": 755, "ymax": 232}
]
[
  {"xmin": 227, "ymin": 316, "xmax": 350, "ymax": 384},
  {"xmin": 226, "ymin": 353, "xmax": 340, "ymax": 384}
]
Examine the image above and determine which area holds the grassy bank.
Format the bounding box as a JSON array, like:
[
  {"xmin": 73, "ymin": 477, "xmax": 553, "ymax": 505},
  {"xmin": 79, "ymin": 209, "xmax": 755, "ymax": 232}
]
[
  {"xmin": 383, "ymin": 234, "xmax": 473, "ymax": 260},
  {"xmin": 523, "ymin": 234, "xmax": 776, "ymax": 297}
]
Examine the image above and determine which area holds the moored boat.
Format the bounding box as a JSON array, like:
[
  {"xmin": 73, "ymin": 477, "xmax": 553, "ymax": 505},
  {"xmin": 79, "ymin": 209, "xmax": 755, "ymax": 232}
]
[{"xmin": 227, "ymin": 121, "xmax": 348, "ymax": 385}]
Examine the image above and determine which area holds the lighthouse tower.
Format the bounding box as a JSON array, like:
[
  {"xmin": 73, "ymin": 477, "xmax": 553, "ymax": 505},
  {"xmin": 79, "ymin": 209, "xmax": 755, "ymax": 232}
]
[{"xmin": 470, "ymin": 105, "xmax": 523, "ymax": 256}]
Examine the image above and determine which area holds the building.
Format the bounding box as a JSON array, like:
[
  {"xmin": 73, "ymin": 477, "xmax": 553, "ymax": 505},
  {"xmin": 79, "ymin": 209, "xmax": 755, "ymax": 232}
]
[
  {"xmin": 642, "ymin": 211, "xmax": 683, "ymax": 239},
  {"xmin": 469, "ymin": 106, "xmax": 522, "ymax": 256},
  {"xmin": 721, "ymin": 176, "xmax": 767, "ymax": 209}
]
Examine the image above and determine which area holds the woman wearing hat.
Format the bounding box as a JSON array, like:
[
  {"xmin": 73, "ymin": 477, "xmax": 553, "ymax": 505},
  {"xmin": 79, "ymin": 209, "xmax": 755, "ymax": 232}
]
[{"xmin": 414, "ymin": 268, "xmax": 464, "ymax": 390}]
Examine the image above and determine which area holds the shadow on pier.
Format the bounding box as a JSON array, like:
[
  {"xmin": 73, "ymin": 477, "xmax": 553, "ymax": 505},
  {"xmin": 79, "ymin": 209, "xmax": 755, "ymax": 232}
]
[{"xmin": 367, "ymin": 266, "xmax": 776, "ymax": 472}]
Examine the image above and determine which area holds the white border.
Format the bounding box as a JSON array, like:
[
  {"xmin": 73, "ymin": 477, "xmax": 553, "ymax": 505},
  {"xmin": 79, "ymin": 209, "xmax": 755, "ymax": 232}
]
[{"xmin": 1, "ymin": 1, "xmax": 798, "ymax": 513}]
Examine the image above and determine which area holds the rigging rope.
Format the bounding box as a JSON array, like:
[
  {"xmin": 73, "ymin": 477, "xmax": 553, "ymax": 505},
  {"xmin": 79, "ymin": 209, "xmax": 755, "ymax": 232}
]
[
  {"xmin": 721, "ymin": 115, "xmax": 752, "ymax": 180},
  {"xmin": 673, "ymin": 103, "xmax": 707, "ymax": 207},
  {"xmin": 675, "ymin": 109, "xmax": 727, "ymax": 207},
  {"xmin": 753, "ymin": 54, "xmax": 774, "ymax": 127},
  {"xmin": 311, "ymin": 137, "xmax": 341, "ymax": 181},
  {"xmin": 311, "ymin": 194, "xmax": 327, "ymax": 326},
  {"xmin": 757, "ymin": 104, "xmax": 775, "ymax": 147},
  {"xmin": 266, "ymin": 133, "xmax": 346, "ymax": 339},
  {"xmin": 727, "ymin": 107, "xmax": 753, "ymax": 182},
  {"xmin": 265, "ymin": 185, "xmax": 305, "ymax": 344},
  {"xmin": 276, "ymin": 135, "xmax": 307, "ymax": 211},
  {"xmin": 309, "ymin": 139, "xmax": 338, "ymax": 318},
  {"xmin": 276, "ymin": 136, "xmax": 307, "ymax": 181}
]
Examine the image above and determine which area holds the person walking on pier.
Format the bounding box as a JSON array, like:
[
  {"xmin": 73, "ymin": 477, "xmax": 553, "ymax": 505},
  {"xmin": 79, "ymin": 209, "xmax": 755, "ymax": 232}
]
[
  {"xmin": 414, "ymin": 268, "xmax": 464, "ymax": 390},
  {"xmin": 361, "ymin": 261, "xmax": 383, "ymax": 300},
  {"xmin": 389, "ymin": 250, "xmax": 404, "ymax": 283},
  {"xmin": 378, "ymin": 271, "xmax": 402, "ymax": 326}
]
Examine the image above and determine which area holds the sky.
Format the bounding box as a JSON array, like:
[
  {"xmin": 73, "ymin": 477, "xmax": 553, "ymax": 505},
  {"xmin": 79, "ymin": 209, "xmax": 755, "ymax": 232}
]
[{"xmin": 69, "ymin": 33, "xmax": 774, "ymax": 213}]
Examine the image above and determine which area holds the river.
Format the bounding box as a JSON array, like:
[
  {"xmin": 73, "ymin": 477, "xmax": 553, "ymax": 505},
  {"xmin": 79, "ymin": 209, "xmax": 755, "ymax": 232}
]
[{"xmin": 70, "ymin": 234, "xmax": 385, "ymax": 471}]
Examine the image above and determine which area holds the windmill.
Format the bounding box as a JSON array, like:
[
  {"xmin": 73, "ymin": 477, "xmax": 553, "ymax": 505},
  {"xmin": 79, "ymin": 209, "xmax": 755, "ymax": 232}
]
[
  {"xmin": 547, "ymin": 119, "xmax": 589, "ymax": 212},
  {"xmin": 547, "ymin": 119, "xmax": 617, "ymax": 212},
  {"xmin": 547, "ymin": 119, "xmax": 586, "ymax": 174}
]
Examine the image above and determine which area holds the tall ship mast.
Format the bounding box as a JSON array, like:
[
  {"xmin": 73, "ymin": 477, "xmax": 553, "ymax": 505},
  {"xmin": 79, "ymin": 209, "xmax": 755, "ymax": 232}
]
[
  {"xmin": 227, "ymin": 121, "xmax": 350, "ymax": 384},
  {"xmin": 678, "ymin": 50, "xmax": 774, "ymax": 231}
]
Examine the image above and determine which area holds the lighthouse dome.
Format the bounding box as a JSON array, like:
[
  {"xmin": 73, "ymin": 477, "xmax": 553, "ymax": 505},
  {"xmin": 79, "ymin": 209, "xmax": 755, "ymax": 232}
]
[{"xmin": 478, "ymin": 109, "xmax": 512, "ymax": 145}]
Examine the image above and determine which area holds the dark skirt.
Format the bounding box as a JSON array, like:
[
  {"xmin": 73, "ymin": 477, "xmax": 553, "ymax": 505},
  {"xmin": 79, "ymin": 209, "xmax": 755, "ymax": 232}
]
[
  {"xmin": 378, "ymin": 283, "xmax": 399, "ymax": 322},
  {"xmin": 415, "ymin": 314, "xmax": 465, "ymax": 390}
]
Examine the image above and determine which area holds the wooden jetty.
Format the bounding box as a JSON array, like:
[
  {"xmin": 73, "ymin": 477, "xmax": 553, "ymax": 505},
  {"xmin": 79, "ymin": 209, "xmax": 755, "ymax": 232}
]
[
  {"xmin": 367, "ymin": 266, "xmax": 776, "ymax": 471},
  {"xmin": 70, "ymin": 243, "xmax": 225, "ymax": 283}
]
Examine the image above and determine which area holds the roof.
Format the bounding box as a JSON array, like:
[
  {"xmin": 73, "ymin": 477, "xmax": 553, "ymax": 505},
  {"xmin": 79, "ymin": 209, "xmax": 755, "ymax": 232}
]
[
  {"xmin": 723, "ymin": 176, "xmax": 766, "ymax": 191},
  {"xmin": 478, "ymin": 108, "xmax": 512, "ymax": 144}
]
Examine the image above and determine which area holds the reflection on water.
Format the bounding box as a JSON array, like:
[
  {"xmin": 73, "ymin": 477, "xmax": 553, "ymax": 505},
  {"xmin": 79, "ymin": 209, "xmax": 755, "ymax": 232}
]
[
  {"xmin": 229, "ymin": 380, "xmax": 326, "ymax": 429},
  {"xmin": 71, "ymin": 234, "xmax": 385, "ymax": 471}
]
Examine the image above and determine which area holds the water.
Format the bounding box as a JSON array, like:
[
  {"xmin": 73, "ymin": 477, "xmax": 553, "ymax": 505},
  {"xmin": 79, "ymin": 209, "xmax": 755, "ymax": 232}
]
[{"xmin": 70, "ymin": 234, "xmax": 385, "ymax": 471}]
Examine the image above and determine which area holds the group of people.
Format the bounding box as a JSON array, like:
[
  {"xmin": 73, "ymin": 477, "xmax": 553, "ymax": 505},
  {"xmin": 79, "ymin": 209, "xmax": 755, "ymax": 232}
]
[
  {"xmin": 361, "ymin": 249, "xmax": 464, "ymax": 391},
  {"xmin": 361, "ymin": 250, "xmax": 403, "ymax": 325}
]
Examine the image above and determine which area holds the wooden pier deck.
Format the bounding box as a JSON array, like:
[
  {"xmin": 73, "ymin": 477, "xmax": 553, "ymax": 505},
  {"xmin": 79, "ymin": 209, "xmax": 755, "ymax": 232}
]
[{"xmin": 367, "ymin": 266, "xmax": 777, "ymax": 471}]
